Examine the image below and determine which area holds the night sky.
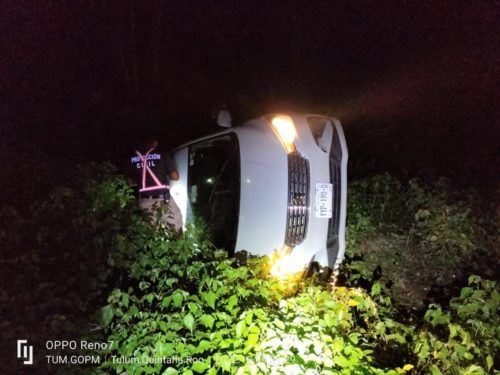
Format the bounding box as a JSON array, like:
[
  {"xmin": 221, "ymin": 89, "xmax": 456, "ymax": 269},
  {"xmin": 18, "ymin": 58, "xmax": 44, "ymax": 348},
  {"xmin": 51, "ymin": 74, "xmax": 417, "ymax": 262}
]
[{"xmin": 1, "ymin": 1, "xmax": 498, "ymax": 198}]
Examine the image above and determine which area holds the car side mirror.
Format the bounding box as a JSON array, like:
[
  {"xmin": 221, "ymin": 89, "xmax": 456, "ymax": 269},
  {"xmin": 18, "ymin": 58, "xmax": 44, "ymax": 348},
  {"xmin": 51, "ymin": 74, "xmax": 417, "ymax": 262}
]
[{"xmin": 217, "ymin": 110, "xmax": 232, "ymax": 128}]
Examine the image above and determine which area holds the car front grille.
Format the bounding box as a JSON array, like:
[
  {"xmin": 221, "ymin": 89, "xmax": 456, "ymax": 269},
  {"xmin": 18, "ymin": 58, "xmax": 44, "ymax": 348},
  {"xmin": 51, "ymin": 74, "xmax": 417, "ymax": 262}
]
[
  {"xmin": 327, "ymin": 126, "xmax": 342, "ymax": 248},
  {"xmin": 327, "ymin": 162, "xmax": 341, "ymax": 246},
  {"xmin": 285, "ymin": 152, "xmax": 310, "ymax": 247}
]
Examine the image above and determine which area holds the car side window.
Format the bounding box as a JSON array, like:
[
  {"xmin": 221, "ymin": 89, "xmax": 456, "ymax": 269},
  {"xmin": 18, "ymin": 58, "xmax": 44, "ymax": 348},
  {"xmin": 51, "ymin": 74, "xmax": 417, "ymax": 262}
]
[{"xmin": 187, "ymin": 134, "xmax": 240, "ymax": 252}]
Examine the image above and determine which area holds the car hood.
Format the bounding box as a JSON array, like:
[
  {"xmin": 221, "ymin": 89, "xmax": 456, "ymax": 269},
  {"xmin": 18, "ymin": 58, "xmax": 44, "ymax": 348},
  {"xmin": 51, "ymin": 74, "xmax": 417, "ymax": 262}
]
[{"xmin": 233, "ymin": 120, "xmax": 288, "ymax": 255}]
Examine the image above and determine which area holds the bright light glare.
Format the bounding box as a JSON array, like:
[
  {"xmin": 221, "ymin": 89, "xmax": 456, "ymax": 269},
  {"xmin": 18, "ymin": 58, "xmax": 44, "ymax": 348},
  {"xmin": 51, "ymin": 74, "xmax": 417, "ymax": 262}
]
[
  {"xmin": 270, "ymin": 253, "xmax": 304, "ymax": 278},
  {"xmin": 271, "ymin": 115, "xmax": 297, "ymax": 153}
]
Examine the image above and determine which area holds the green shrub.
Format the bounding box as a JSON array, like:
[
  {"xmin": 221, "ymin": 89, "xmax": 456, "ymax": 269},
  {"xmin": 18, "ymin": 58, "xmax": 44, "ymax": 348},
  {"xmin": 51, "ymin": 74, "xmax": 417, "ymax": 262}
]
[
  {"xmin": 2, "ymin": 164, "xmax": 497, "ymax": 374},
  {"xmin": 95, "ymin": 250, "xmax": 499, "ymax": 374},
  {"xmin": 0, "ymin": 162, "xmax": 144, "ymax": 373},
  {"xmin": 414, "ymin": 276, "xmax": 499, "ymax": 375},
  {"xmin": 343, "ymin": 174, "xmax": 490, "ymax": 309},
  {"xmin": 96, "ymin": 247, "xmax": 415, "ymax": 374},
  {"xmin": 85, "ymin": 169, "xmax": 497, "ymax": 375}
]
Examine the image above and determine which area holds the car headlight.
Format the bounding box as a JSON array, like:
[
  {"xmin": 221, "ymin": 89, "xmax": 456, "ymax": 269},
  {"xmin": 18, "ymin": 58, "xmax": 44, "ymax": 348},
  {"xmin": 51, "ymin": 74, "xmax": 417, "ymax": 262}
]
[
  {"xmin": 270, "ymin": 115, "xmax": 297, "ymax": 153},
  {"xmin": 270, "ymin": 246, "xmax": 304, "ymax": 278}
]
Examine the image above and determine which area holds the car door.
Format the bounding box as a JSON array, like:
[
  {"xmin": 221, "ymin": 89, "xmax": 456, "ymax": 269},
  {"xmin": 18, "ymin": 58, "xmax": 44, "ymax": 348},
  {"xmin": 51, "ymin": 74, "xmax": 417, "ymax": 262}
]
[{"xmin": 187, "ymin": 133, "xmax": 241, "ymax": 253}]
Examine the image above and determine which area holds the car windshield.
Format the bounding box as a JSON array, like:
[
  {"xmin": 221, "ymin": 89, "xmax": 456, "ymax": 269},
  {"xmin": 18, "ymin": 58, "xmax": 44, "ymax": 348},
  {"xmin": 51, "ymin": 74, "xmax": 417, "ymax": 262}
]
[{"xmin": 187, "ymin": 133, "xmax": 240, "ymax": 253}]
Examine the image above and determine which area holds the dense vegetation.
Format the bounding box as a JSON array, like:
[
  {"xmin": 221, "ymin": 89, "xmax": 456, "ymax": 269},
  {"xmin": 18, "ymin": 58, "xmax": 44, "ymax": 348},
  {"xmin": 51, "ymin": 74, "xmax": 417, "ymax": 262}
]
[
  {"xmin": 0, "ymin": 165, "xmax": 498, "ymax": 374},
  {"xmin": 343, "ymin": 174, "xmax": 499, "ymax": 310}
]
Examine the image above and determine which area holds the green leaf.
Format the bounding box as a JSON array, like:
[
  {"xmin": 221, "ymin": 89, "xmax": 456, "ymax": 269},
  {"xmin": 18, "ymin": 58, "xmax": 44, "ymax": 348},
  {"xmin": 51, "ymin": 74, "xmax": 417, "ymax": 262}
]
[
  {"xmin": 217, "ymin": 354, "xmax": 232, "ymax": 372},
  {"xmin": 486, "ymin": 355, "xmax": 493, "ymax": 371},
  {"xmin": 172, "ymin": 291, "xmax": 184, "ymax": 308},
  {"xmin": 197, "ymin": 340, "xmax": 212, "ymax": 352},
  {"xmin": 334, "ymin": 355, "xmax": 350, "ymax": 368},
  {"xmin": 274, "ymin": 319, "xmax": 285, "ymax": 331},
  {"xmin": 460, "ymin": 287, "xmax": 473, "ymax": 299},
  {"xmin": 163, "ymin": 368, "xmax": 179, "ymax": 375},
  {"xmin": 155, "ymin": 341, "xmax": 174, "ymax": 357},
  {"xmin": 191, "ymin": 361, "xmax": 208, "ymax": 373},
  {"xmin": 235, "ymin": 320, "xmax": 247, "ymax": 338},
  {"xmin": 246, "ymin": 333, "xmax": 259, "ymax": 348},
  {"xmin": 448, "ymin": 323, "xmax": 458, "ymax": 339},
  {"xmin": 129, "ymin": 304, "xmax": 139, "ymax": 315},
  {"xmin": 183, "ymin": 313, "xmax": 195, "ymax": 333},
  {"xmin": 199, "ymin": 314, "xmax": 215, "ymax": 329},
  {"xmin": 462, "ymin": 365, "xmax": 484, "ymax": 375},
  {"xmin": 430, "ymin": 365, "xmax": 443, "ymax": 375},
  {"xmin": 165, "ymin": 278, "xmax": 178, "ymax": 288},
  {"xmin": 227, "ymin": 294, "xmax": 238, "ymax": 310},
  {"xmin": 467, "ymin": 275, "xmax": 481, "ymax": 285},
  {"xmin": 188, "ymin": 302, "xmax": 199, "ymax": 314},
  {"xmin": 165, "ymin": 331, "xmax": 178, "ymax": 340},
  {"xmin": 371, "ymin": 282, "xmax": 382, "ymax": 296},
  {"xmin": 244, "ymin": 311, "xmax": 254, "ymax": 325},
  {"xmin": 202, "ymin": 291, "xmax": 217, "ymax": 309},
  {"xmin": 121, "ymin": 293, "xmax": 129, "ymax": 308},
  {"xmin": 245, "ymin": 325, "xmax": 260, "ymax": 347},
  {"xmin": 162, "ymin": 296, "xmax": 172, "ymax": 308},
  {"xmin": 294, "ymin": 354, "xmax": 305, "ymax": 365},
  {"xmin": 100, "ymin": 305, "xmax": 114, "ymax": 326}
]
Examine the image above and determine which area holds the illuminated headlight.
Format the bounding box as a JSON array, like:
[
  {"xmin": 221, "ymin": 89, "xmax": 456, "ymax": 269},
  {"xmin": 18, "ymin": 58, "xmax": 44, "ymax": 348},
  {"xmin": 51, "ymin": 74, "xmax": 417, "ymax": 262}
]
[
  {"xmin": 270, "ymin": 115, "xmax": 297, "ymax": 153},
  {"xmin": 270, "ymin": 250, "xmax": 305, "ymax": 278}
]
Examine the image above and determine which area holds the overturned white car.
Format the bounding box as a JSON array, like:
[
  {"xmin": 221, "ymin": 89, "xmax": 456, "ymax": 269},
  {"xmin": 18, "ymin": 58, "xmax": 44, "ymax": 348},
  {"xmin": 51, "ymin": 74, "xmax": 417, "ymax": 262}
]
[{"xmin": 170, "ymin": 113, "xmax": 348, "ymax": 276}]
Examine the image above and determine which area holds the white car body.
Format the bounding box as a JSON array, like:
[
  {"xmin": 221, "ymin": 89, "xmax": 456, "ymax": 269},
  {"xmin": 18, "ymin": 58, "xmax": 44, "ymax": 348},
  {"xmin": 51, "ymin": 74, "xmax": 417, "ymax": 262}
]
[{"xmin": 170, "ymin": 113, "xmax": 348, "ymax": 273}]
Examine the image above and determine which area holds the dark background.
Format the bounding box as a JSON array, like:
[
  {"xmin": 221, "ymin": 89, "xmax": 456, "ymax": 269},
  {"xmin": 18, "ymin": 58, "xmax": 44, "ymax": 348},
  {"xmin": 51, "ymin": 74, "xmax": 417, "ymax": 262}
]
[{"xmin": 1, "ymin": 0, "xmax": 498, "ymax": 204}]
